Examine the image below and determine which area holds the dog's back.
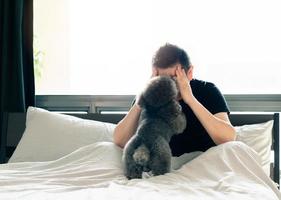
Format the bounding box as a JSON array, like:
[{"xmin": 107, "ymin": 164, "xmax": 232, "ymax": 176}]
[{"xmin": 122, "ymin": 118, "xmax": 174, "ymax": 179}]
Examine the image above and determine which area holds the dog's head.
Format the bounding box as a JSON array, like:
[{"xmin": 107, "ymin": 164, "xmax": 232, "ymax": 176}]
[
  {"xmin": 138, "ymin": 76, "xmax": 178, "ymax": 109},
  {"xmin": 138, "ymin": 76, "xmax": 186, "ymax": 134}
]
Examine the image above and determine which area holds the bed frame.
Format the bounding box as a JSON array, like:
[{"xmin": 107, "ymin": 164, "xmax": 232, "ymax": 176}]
[{"xmin": 0, "ymin": 112, "xmax": 279, "ymax": 186}]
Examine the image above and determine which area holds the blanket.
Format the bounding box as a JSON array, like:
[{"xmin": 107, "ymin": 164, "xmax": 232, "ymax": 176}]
[{"xmin": 0, "ymin": 141, "xmax": 280, "ymax": 200}]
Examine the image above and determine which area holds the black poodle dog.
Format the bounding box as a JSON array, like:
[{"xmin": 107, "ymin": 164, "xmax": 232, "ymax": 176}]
[{"xmin": 122, "ymin": 76, "xmax": 187, "ymax": 179}]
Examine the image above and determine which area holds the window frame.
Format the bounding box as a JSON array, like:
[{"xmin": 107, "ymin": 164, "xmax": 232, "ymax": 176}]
[{"xmin": 36, "ymin": 94, "xmax": 281, "ymax": 113}]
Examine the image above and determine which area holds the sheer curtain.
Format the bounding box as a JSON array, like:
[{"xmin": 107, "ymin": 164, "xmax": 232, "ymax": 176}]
[{"xmin": 35, "ymin": 0, "xmax": 281, "ymax": 95}]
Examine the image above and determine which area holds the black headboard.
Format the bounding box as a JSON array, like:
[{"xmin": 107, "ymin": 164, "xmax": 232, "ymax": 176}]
[{"xmin": 0, "ymin": 112, "xmax": 279, "ymax": 186}]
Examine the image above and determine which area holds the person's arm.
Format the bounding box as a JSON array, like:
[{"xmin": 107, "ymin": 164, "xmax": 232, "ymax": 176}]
[
  {"xmin": 113, "ymin": 104, "xmax": 141, "ymax": 148},
  {"xmin": 175, "ymin": 67, "xmax": 236, "ymax": 144},
  {"xmin": 187, "ymin": 99, "xmax": 236, "ymax": 144}
]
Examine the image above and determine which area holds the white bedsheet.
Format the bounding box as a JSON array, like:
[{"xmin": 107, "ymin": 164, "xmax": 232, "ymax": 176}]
[{"xmin": 0, "ymin": 141, "xmax": 280, "ymax": 200}]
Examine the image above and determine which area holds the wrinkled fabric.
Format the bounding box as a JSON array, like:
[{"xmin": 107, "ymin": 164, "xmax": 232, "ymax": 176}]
[{"xmin": 0, "ymin": 141, "xmax": 280, "ymax": 200}]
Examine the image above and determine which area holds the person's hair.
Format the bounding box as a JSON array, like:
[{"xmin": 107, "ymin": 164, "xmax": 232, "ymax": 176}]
[{"xmin": 152, "ymin": 43, "xmax": 190, "ymax": 70}]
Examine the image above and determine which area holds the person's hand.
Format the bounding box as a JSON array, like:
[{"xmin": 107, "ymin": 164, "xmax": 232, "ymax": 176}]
[{"xmin": 175, "ymin": 65, "xmax": 195, "ymax": 105}]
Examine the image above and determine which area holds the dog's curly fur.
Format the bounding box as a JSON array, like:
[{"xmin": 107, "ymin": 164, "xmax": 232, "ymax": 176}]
[{"xmin": 122, "ymin": 76, "xmax": 187, "ymax": 179}]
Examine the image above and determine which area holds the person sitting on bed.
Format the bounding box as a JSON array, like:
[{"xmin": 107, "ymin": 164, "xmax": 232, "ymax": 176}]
[{"xmin": 113, "ymin": 43, "xmax": 236, "ymax": 156}]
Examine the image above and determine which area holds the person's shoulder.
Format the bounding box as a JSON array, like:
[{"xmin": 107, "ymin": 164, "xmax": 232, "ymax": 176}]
[
  {"xmin": 191, "ymin": 79, "xmax": 216, "ymax": 89},
  {"xmin": 191, "ymin": 79, "xmax": 229, "ymax": 114},
  {"xmin": 191, "ymin": 79, "xmax": 223, "ymax": 98}
]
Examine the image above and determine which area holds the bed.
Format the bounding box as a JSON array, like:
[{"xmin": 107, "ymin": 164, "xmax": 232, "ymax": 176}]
[{"xmin": 0, "ymin": 107, "xmax": 280, "ymax": 199}]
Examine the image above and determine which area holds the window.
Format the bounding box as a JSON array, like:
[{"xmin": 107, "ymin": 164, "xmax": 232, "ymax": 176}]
[{"xmin": 34, "ymin": 0, "xmax": 281, "ymax": 95}]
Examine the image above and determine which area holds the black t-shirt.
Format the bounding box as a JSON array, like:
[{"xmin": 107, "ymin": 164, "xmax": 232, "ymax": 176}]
[{"xmin": 169, "ymin": 79, "xmax": 230, "ymax": 156}]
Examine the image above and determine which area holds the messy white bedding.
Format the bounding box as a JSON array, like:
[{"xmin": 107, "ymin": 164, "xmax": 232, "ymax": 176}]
[{"xmin": 0, "ymin": 141, "xmax": 280, "ymax": 200}]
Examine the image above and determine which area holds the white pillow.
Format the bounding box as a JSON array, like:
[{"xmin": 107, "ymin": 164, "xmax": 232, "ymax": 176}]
[
  {"xmin": 235, "ymin": 120, "xmax": 273, "ymax": 176},
  {"xmin": 9, "ymin": 106, "xmax": 116, "ymax": 163}
]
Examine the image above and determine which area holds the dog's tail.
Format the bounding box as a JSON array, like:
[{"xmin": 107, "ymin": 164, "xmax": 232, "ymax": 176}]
[{"xmin": 133, "ymin": 144, "xmax": 150, "ymax": 166}]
